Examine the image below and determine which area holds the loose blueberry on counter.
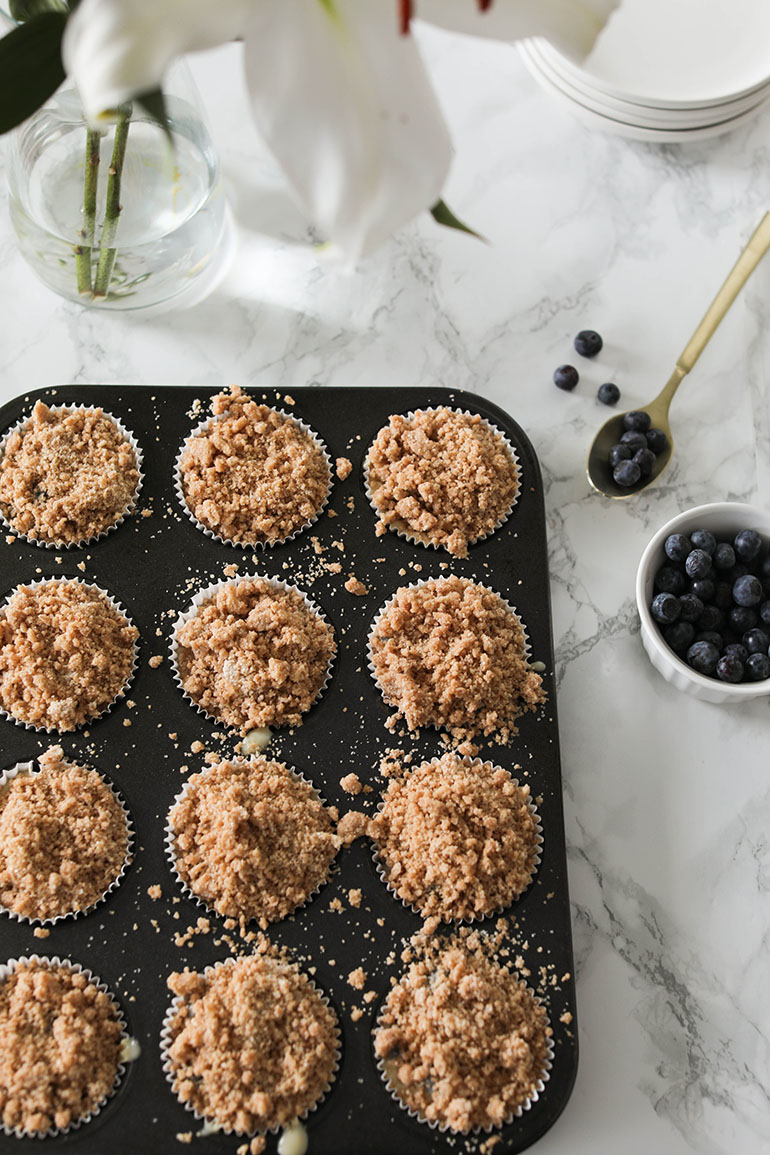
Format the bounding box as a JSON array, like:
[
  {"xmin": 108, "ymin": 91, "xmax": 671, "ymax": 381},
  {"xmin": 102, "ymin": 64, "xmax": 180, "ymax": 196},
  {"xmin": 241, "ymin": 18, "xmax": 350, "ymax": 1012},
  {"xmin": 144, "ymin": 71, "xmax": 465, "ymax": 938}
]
[
  {"xmin": 716, "ymin": 653, "xmax": 744, "ymax": 682},
  {"xmin": 733, "ymin": 573, "xmax": 763, "ymax": 607},
  {"xmin": 646, "ymin": 428, "xmax": 669, "ymax": 454},
  {"xmin": 734, "ymin": 529, "xmax": 762, "ymax": 562},
  {"xmin": 598, "ymin": 382, "xmax": 620, "ymax": 405},
  {"xmin": 664, "ymin": 533, "xmax": 691, "ymax": 562},
  {"xmin": 613, "ymin": 460, "xmax": 641, "ymax": 487},
  {"xmin": 623, "ymin": 410, "xmax": 651, "ymax": 432},
  {"xmin": 745, "ymin": 653, "xmax": 770, "ymax": 681},
  {"xmin": 554, "ymin": 365, "xmax": 579, "ymax": 391},
  {"xmin": 574, "ymin": 330, "xmax": 603, "ymax": 357},
  {"xmin": 687, "ymin": 640, "xmax": 720, "ymax": 674}
]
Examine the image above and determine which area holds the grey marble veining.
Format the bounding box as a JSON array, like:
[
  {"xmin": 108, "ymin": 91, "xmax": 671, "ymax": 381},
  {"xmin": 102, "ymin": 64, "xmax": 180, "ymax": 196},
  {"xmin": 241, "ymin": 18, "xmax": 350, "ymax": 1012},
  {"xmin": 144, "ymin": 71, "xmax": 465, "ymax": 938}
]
[{"xmin": 0, "ymin": 25, "xmax": 768, "ymax": 1155}]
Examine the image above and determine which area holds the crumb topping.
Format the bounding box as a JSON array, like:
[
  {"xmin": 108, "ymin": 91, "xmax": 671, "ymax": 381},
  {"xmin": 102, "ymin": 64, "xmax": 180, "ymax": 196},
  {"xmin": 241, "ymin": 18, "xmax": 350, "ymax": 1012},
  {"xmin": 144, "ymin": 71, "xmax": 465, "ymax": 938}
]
[
  {"xmin": 0, "ymin": 747, "xmax": 128, "ymax": 920},
  {"xmin": 370, "ymin": 753, "xmax": 540, "ymax": 921},
  {"xmin": 369, "ymin": 577, "xmax": 545, "ymax": 744},
  {"xmin": 175, "ymin": 578, "xmax": 335, "ymax": 733},
  {"xmin": 169, "ymin": 758, "xmax": 341, "ymax": 926},
  {"xmin": 178, "ymin": 386, "xmax": 329, "ymax": 545},
  {"xmin": 0, "ymin": 581, "xmax": 138, "ymax": 731},
  {"xmin": 0, "ymin": 401, "xmax": 140, "ymax": 545},
  {"xmin": 374, "ymin": 937, "xmax": 550, "ymax": 1132},
  {"xmin": 366, "ymin": 408, "xmax": 519, "ymax": 558},
  {"xmin": 0, "ymin": 960, "xmax": 122, "ymax": 1135},
  {"xmin": 335, "ymin": 457, "xmax": 352, "ymax": 481},
  {"xmin": 165, "ymin": 953, "xmax": 338, "ymax": 1133}
]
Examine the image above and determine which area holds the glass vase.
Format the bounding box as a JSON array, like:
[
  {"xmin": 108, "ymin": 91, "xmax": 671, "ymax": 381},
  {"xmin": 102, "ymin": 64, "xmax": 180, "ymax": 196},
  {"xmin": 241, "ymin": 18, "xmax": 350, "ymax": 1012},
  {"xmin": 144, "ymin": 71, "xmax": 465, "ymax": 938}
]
[{"xmin": 6, "ymin": 58, "xmax": 227, "ymax": 310}]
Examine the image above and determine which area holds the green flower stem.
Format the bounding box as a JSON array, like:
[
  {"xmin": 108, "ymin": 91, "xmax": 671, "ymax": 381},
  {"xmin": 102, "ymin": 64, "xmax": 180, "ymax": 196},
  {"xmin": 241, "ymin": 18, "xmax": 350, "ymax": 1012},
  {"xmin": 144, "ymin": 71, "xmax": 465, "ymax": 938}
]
[
  {"xmin": 75, "ymin": 125, "xmax": 100, "ymax": 296},
  {"xmin": 93, "ymin": 103, "xmax": 131, "ymax": 299}
]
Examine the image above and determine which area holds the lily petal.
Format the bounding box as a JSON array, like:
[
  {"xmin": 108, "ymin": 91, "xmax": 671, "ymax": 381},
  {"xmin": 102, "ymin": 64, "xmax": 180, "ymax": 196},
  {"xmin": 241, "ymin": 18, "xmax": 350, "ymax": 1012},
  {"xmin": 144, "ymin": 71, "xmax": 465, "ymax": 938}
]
[
  {"xmin": 415, "ymin": 0, "xmax": 620, "ymax": 59},
  {"xmin": 242, "ymin": 0, "xmax": 452, "ymax": 263},
  {"xmin": 62, "ymin": 0, "xmax": 250, "ymax": 120}
]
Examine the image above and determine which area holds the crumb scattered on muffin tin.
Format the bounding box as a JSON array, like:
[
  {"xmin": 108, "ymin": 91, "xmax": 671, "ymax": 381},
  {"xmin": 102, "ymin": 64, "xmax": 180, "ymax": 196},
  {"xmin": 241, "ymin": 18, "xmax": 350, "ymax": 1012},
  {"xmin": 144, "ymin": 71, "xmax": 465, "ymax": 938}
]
[
  {"xmin": 168, "ymin": 757, "xmax": 341, "ymax": 927},
  {"xmin": 0, "ymin": 746, "xmax": 128, "ymax": 921},
  {"xmin": 0, "ymin": 401, "xmax": 140, "ymax": 545},
  {"xmin": 374, "ymin": 934, "xmax": 550, "ymax": 1132},
  {"xmin": 0, "ymin": 580, "xmax": 138, "ymax": 731},
  {"xmin": 370, "ymin": 753, "xmax": 540, "ymax": 922},
  {"xmin": 177, "ymin": 386, "xmax": 330, "ymax": 545},
  {"xmin": 369, "ymin": 576, "xmax": 545, "ymax": 745},
  {"xmin": 366, "ymin": 408, "xmax": 519, "ymax": 558},
  {"xmin": 165, "ymin": 950, "xmax": 338, "ymax": 1133},
  {"xmin": 0, "ymin": 959, "xmax": 123, "ymax": 1135},
  {"xmin": 174, "ymin": 578, "xmax": 335, "ymax": 733}
]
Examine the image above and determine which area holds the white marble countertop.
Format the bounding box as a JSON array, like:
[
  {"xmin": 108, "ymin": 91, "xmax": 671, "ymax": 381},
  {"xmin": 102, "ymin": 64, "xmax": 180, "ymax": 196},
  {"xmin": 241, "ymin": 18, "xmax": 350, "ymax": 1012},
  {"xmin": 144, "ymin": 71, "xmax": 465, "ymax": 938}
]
[{"xmin": 0, "ymin": 27, "xmax": 768, "ymax": 1155}]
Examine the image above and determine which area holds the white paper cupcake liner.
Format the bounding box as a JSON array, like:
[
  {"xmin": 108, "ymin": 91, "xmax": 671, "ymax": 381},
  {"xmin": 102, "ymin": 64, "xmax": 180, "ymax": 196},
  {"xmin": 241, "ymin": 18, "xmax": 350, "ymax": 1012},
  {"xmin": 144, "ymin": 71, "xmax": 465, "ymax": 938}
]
[
  {"xmin": 366, "ymin": 576, "xmax": 540, "ymax": 738},
  {"xmin": 374, "ymin": 977, "xmax": 553, "ymax": 1135},
  {"xmin": 0, "ymin": 577, "xmax": 139, "ymax": 734},
  {"xmin": 363, "ymin": 407, "xmax": 521, "ymax": 555},
  {"xmin": 0, "ymin": 405, "xmax": 144, "ymax": 550},
  {"xmin": 159, "ymin": 954, "xmax": 341, "ymax": 1137},
  {"xmin": 164, "ymin": 756, "xmax": 339, "ymax": 926},
  {"xmin": 173, "ymin": 403, "xmax": 332, "ymax": 549},
  {"xmin": 0, "ymin": 755, "xmax": 134, "ymax": 926},
  {"xmin": 169, "ymin": 575, "xmax": 335, "ymax": 733},
  {"xmin": 370, "ymin": 754, "xmax": 543, "ymax": 924},
  {"xmin": 0, "ymin": 954, "xmax": 132, "ymax": 1140}
]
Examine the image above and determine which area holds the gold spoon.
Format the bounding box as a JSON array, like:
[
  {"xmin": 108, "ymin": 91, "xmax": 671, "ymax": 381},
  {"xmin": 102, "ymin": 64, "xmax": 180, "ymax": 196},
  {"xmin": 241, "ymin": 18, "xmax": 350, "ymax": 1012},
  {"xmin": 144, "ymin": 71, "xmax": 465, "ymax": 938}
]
[{"xmin": 587, "ymin": 211, "xmax": 770, "ymax": 499}]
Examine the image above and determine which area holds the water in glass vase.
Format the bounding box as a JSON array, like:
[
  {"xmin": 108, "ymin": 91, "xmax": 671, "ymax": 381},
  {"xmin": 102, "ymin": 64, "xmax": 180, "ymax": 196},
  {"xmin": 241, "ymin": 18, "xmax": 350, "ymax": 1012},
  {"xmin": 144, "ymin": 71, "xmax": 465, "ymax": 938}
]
[{"xmin": 7, "ymin": 67, "xmax": 226, "ymax": 310}]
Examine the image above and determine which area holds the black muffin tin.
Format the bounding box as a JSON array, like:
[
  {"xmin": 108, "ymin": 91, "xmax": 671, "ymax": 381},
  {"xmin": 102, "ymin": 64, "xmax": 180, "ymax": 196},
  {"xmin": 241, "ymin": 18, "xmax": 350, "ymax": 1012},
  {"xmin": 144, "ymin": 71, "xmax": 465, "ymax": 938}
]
[{"xmin": 0, "ymin": 385, "xmax": 576, "ymax": 1155}]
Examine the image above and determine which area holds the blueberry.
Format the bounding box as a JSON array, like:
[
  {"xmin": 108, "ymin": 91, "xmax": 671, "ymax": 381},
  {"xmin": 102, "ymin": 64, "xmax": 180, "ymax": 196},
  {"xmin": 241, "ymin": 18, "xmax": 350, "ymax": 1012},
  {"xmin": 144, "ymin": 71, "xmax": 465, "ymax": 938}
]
[
  {"xmin": 745, "ymin": 652, "xmax": 770, "ymax": 681},
  {"xmin": 554, "ymin": 365, "xmax": 579, "ymax": 391},
  {"xmin": 729, "ymin": 606, "xmax": 758, "ymax": 633},
  {"xmin": 724, "ymin": 642, "xmax": 748, "ymax": 663},
  {"xmin": 678, "ymin": 593, "xmax": 703, "ymax": 623},
  {"xmin": 761, "ymin": 555, "xmax": 770, "ymax": 579},
  {"xmin": 743, "ymin": 627, "xmax": 770, "ymax": 654},
  {"xmin": 574, "ymin": 330, "xmax": 603, "ymax": 358},
  {"xmin": 716, "ymin": 654, "xmax": 744, "ymax": 683},
  {"xmin": 698, "ymin": 604, "xmax": 724, "ymax": 631},
  {"xmin": 734, "ymin": 529, "xmax": 762, "ymax": 562},
  {"xmin": 608, "ymin": 443, "xmax": 631, "ymax": 467},
  {"xmin": 664, "ymin": 621, "xmax": 695, "ymax": 653},
  {"xmin": 733, "ymin": 573, "xmax": 763, "ymax": 607},
  {"xmin": 646, "ymin": 428, "xmax": 669, "ymax": 454},
  {"xmin": 664, "ymin": 533, "xmax": 692, "ymax": 563},
  {"xmin": 619, "ymin": 430, "xmax": 648, "ymax": 452},
  {"xmin": 690, "ymin": 529, "xmax": 716, "ymax": 555},
  {"xmin": 598, "ymin": 382, "xmax": 620, "ymax": 405},
  {"xmin": 686, "ymin": 640, "xmax": 720, "ymax": 674},
  {"xmin": 655, "ymin": 566, "xmax": 687, "ymax": 595},
  {"xmin": 651, "ymin": 592, "xmax": 680, "ymax": 624},
  {"xmin": 712, "ymin": 542, "xmax": 735, "ymax": 570},
  {"xmin": 613, "ymin": 460, "xmax": 641, "ymax": 487},
  {"xmin": 695, "ymin": 631, "xmax": 723, "ymax": 649},
  {"xmin": 623, "ymin": 410, "xmax": 651, "ymax": 433},
  {"xmin": 633, "ymin": 448, "xmax": 656, "ymax": 477},
  {"xmin": 712, "ymin": 581, "xmax": 733, "ymax": 610},
  {"xmin": 690, "ymin": 577, "xmax": 714, "ymax": 601},
  {"xmin": 685, "ymin": 549, "xmax": 712, "ymax": 579},
  {"xmin": 759, "ymin": 601, "xmax": 770, "ymax": 627}
]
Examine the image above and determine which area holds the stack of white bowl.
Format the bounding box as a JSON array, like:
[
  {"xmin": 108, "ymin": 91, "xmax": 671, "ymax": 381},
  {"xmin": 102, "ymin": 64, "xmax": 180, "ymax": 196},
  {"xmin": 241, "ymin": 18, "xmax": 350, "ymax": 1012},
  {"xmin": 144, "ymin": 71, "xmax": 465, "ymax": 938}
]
[{"xmin": 519, "ymin": 0, "xmax": 770, "ymax": 142}]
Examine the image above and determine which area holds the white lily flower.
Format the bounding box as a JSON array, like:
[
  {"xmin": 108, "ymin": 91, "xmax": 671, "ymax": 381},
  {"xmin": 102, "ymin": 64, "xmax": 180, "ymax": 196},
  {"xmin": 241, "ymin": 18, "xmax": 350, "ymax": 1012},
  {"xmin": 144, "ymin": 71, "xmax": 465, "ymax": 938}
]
[{"xmin": 62, "ymin": 0, "xmax": 619, "ymax": 261}]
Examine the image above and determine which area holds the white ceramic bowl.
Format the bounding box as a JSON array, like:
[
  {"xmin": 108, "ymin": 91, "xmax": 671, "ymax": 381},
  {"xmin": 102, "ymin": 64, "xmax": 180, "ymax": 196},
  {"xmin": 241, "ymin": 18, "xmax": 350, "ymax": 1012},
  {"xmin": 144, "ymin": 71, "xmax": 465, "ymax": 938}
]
[{"xmin": 636, "ymin": 502, "xmax": 770, "ymax": 703}]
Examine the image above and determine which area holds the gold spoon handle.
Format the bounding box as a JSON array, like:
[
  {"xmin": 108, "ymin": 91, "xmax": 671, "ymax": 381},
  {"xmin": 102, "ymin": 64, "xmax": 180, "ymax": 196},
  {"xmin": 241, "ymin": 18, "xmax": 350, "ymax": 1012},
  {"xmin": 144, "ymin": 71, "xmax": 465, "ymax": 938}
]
[{"xmin": 677, "ymin": 210, "xmax": 770, "ymax": 374}]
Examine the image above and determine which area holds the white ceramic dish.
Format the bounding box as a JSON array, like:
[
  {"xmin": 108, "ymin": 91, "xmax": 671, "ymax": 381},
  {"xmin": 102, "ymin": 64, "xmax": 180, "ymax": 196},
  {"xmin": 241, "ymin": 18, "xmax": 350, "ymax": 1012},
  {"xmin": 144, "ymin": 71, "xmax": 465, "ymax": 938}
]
[{"xmin": 636, "ymin": 502, "xmax": 770, "ymax": 704}]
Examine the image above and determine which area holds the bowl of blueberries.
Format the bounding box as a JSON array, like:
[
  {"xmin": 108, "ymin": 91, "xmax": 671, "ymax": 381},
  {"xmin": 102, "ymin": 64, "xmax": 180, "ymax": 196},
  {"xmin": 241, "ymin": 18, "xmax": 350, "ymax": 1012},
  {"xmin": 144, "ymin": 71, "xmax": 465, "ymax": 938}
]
[{"xmin": 636, "ymin": 502, "xmax": 770, "ymax": 703}]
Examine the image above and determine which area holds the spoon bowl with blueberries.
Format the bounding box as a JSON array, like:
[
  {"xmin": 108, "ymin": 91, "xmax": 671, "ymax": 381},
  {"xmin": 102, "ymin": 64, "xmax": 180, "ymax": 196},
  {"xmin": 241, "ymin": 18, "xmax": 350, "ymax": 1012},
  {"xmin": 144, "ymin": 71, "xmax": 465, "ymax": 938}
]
[{"xmin": 586, "ymin": 212, "xmax": 770, "ymax": 499}]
